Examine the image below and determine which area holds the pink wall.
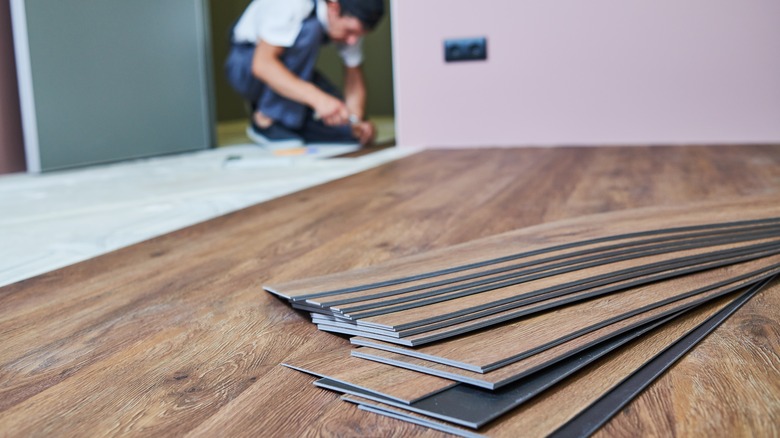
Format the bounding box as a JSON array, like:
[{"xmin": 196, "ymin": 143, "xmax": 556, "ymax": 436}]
[
  {"xmin": 0, "ymin": 0, "xmax": 25, "ymax": 173},
  {"xmin": 391, "ymin": 0, "xmax": 780, "ymax": 148}
]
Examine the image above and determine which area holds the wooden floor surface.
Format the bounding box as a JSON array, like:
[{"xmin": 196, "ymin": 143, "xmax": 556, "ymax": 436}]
[{"xmin": 1, "ymin": 145, "xmax": 779, "ymax": 437}]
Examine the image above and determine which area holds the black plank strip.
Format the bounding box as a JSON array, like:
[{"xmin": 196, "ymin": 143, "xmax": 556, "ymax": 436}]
[{"xmin": 548, "ymin": 275, "xmax": 777, "ymax": 438}]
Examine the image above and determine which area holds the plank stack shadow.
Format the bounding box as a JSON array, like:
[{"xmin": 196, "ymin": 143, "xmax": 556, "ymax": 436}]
[{"xmin": 266, "ymin": 197, "xmax": 780, "ymax": 437}]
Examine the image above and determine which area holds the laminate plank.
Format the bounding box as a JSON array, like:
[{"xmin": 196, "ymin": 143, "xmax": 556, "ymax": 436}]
[
  {"xmin": 2, "ymin": 146, "xmax": 779, "ymax": 438},
  {"xmin": 548, "ymin": 277, "xmax": 775, "ymax": 438},
  {"xmin": 316, "ymin": 229, "xmax": 780, "ymax": 319},
  {"xmin": 340, "ymin": 282, "xmax": 768, "ymax": 438},
  {"xmin": 350, "ymin": 254, "xmax": 780, "ymax": 372},
  {"xmin": 304, "ymin": 224, "xmax": 780, "ymax": 311},
  {"xmin": 592, "ymin": 282, "xmax": 780, "ymax": 438},
  {"xmin": 350, "ymin": 400, "xmax": 483, "ymax": 438},
  {"xmin": 266, "ymin": 197, "xmax": 780, "ymax": 301},
  {"xmin": 349, "ymin": 270, "xmax": 774, "ymax": 388},
  {"xmin": 282, "ymin": 349, "xmax": 456, "ymax": 404},
  {"xmin": 357, "ymin": 238, "xmax": 780, "ymax": 331},
  {"xmin": 317, "ymin": 310, "xmax": 681, "ymax": 427},
  {"xmin": 314, "ymin": 249, "xmax": 777, "ymax": 343}
]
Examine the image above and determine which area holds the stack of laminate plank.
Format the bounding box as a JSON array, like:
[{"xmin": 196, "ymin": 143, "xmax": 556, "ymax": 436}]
[{"xmin": 265, "ymin": 197, "xmax": 780, "ymax": 437}]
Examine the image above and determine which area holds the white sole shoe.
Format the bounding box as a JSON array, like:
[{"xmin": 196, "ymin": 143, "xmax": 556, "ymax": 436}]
[{"xmin": 245, "ymin": 126, "xmax": 305, "ymax": 151}]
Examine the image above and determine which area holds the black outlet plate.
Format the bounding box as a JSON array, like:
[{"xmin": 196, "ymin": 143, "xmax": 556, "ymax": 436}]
[{"xmin": 444, "ymin": 37, "xmax": 487, "ymax": 62}]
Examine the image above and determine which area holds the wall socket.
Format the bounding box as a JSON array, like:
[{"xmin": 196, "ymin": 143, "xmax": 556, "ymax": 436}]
[{"xmin": 444, "ymin": 37, "xmax": 488, "ymax": 62}]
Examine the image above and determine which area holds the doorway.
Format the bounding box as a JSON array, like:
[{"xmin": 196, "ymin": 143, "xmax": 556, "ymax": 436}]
[{"xmin": 207, "ymin": 0, "xmax": 396, "ymax": 148}]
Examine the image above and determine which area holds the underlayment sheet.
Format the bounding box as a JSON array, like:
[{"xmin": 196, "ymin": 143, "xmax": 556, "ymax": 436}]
[{"xmin": 333, "ymin": 278, "xmax": 769, "ymax": 436}]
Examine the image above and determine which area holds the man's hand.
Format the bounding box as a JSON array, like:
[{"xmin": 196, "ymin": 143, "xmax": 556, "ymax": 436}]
[
  {"xmin": 313, "ymin": 94, "xmax": 350, "ymax": 126},
  {"xmin": 352, "ymin": 120, "xmax": 376, "ymax": 145},
  {"xmin": 253, "ymin": 41, "xmax": 350, "ymax": 126}
]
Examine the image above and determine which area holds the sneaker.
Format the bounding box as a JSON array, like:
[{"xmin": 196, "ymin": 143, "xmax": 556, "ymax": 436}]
[{"xmin": 246, "ymin": 122, "xmax": 304, "ymax": 150}]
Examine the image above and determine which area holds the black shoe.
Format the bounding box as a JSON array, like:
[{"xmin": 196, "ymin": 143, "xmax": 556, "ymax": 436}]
[{"xmin": 246, "ymin": 122, "xmax": 304, "ymax": 150}]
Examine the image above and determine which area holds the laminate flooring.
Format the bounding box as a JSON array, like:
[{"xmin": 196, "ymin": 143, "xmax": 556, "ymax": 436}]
[
  {"xmin": 266, "ymin": 198, "xmax": 780, "ymax": 301},
  {"xmin": 4, "ymin": 146, "xmax": 780, "ymax": 437},
  {"xmin": 282, "ymin": 350, "xmax": 455, "ymax": 403},
  {"xmin": 345, "ymin": 254, "xmax": 780, "ymax": 373},
  {"xmin": 336, "ymin": 278, "xmax": 776, "ymax": 436},
  {"xmin": 335, "ymin": 287, "xmax": 750, "ymax": 437}
]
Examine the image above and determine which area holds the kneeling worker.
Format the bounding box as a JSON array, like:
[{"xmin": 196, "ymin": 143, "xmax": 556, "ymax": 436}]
[{"xmin": 226, "ymin": 0, "xmax": 384, "ymax": 148}]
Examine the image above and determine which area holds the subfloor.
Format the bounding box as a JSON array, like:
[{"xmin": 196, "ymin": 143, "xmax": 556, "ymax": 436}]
[{"xmin": 0, "ymin": 117, "xmax": 414, "ymax": 287}]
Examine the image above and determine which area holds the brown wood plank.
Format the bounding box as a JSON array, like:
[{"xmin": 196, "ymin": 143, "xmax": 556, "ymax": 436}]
[
  {"xmin": 347, "ymin": 279, "xmax": 751, "ymax": 388},
  {"xmin": 267, "ymin": 197, "xmax": 780, "ymax": 301},
  {"xmin": 350, "ymin": 254, "xmax": 780, "ymax": 371},
  {"xmin": 357, "ymin": 238, "xmax": 780, "ymax": 331},
  {"xmin": 283, "ymin": 349, "xmax": 456, "ymax": 404},
  {"xmin": 341, "ymin": 289, "xmax": 746, "ymax": 437},
  {"xmin": 2, "ymin": 146, "xmax": 779, "ymax": 437},
  {"xmin": 316, "ymin": 226, "xmax": 780, "ymax": 315},
  {"xmin": 304, "ymin": 223, "xmax": 780, "ymax": 310},
  {"xmin": 341, "ymin": 396, "xmax": 483, "ymax": 438},
  {"xmin": 314, "ymin": 250, "xmax": 778, "ymax": 343}
]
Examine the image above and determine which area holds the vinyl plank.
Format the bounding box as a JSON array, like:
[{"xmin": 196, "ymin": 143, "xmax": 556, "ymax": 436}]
[
  {"xmin": 547, "ymin": 277, "xmax": 774, "ymax": 437},
  {"xmin": 357, "ymin": 238, "xmax": 780, "ymax": 331},
  {"xmin": 349, "ymin": 255, "xmax": 780, "ymax": 371},
  {"xmin": 282, "ymin": 350, "xmax": 456, "ymax": 404},
  {"xmin": 319, "ymin": 227, "xmax": 780, "ymax": 314},
  {"xmin": 306, "ymin": 225, "xmax": 780, "ymax": 311},
  {"xmin": 347, "ymin": 399, "xmax": 484, "ymax": 438},
  {"xmin": 337, "ymin": 281, "xmax": 766, "ymax": 437},
  {"xmin": 349, "ymin": 270, "xmax": 774, "ymax": 388},
  {"xmin": 318, "ymin": 311, "xmax": 680, "ymax": 427},
  {"xmin": 265, "ymin": 198, "xmax": 780, "ymax": 301},
  {"xmin": 316, "ymin": 248, "xmax": 780, "ymax": 345}
]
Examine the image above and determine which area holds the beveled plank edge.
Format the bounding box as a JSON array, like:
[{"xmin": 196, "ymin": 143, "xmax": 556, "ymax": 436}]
[
  {"xmin": 280, "ymin": 361, "xmax": 458, "ymax": 405},
  {"xmin": 357, "ymin": 404, "xmax": 484, "ymax": 438},
  {"xmin": 326, "ymin": 249, "xmax": 780, "ymax": 341}
]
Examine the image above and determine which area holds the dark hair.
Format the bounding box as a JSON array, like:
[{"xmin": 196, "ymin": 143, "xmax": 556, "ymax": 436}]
[{"xmin": 338, "ymin": 0, "xmax": 385, "ymax": 30}]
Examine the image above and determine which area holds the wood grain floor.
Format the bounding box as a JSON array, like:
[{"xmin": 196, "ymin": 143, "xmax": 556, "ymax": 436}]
[{"xmin": 2, "ymin": 145, "xmax": 780, "ymax": 437}]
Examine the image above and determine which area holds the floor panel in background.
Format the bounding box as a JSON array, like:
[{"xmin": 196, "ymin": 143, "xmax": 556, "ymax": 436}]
[{"xmin": 2, "ymin": 145, "xmax": 779, "ymax": 437}]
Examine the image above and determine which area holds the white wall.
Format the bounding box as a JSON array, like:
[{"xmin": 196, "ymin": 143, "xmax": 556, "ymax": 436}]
[{"xmin": 392, "ymin": 0, "xmax": 780, "ymax": 148}]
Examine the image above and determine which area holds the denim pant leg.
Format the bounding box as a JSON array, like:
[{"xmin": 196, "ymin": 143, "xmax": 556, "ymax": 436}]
[{"xmin": 224, "ymin": 43, "xmax": 265, "ymax": 111}]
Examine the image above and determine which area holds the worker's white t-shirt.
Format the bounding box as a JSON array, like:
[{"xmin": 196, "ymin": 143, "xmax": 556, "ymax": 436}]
[{"xmin": 232, "ymin": 0, "xmax": 364, "ymax": 68}]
